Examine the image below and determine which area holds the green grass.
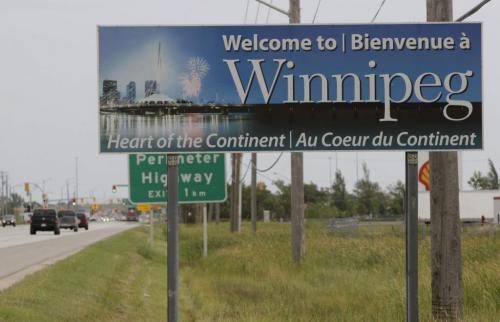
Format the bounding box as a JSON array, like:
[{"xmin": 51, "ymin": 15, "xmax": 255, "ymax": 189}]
[
  {"xmin": 0, "ymin": 226, "xmax": 167, "ymax": 322},
  {"xmin": 0, "ymin": 222, "xmax": 499, "ymax": 322},
  {"xmin": 179, "ymin": 221, "xmax": 500, "ymax": 322}
]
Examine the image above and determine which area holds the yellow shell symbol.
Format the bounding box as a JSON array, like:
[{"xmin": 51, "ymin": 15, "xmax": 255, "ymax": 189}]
[{"xmin": 419, "ymin": 161, "xmax": 430, "ymax": 191}]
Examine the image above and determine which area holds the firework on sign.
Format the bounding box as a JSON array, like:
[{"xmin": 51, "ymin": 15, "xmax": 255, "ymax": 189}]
[{"xmin": 180, "ymin": 56, "xmax": 210, "ymax": 98}]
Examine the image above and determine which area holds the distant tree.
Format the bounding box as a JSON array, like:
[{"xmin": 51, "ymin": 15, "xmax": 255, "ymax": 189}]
[
  {"xmin": 386, "ymin": 181, "xmax": 405, "ymax": 217},
  {"xmin": 353, "ymin": 162, "xmax": 386, "ymax": 217},
  {"xmin": 6, "ymin": 193, "xmax": 24, "ymax": 214},
  {"xmin": 241, "ymin": 182, "xmax": 281, "ymax": 221},
  {"xmin": 468, "ymin": 159, "xmax": 499, "ymax": 190},
  {"xmin": 304, "ymin": 182, "xmax": 329, "ymax": 204},
  {"xmin": 468, "ymin": 171, "xmax": 489, "ymax": 190},
  {"xmin": 487, "ymin": 159, "xmax": 499, "ymax": 189},
  {"xmin": 331, "ymin": 170, "xmax": 348, "ymax": 213},
  {"xmin": 273, "ymin": 180, "xmax": 291, "ymax": 220}
]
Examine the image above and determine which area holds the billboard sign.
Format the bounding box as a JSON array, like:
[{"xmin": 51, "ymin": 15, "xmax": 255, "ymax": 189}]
[
  {"xmin": 128, "ymin": 153, "xmax": 226, "ymax": 204},
  {"xmin": 99, "ymin": 23, "xmax": 482, "ymax": 153}
]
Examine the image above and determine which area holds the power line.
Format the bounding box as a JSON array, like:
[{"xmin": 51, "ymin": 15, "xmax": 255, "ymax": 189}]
[
  {"xmin": 255, "ymin": 1, "xmax": 261, "ymax": 23},
  {"xmin": 254, "ymin": 0, "xmax": 289, "ymax": 17},
  {"xmin": 312, "ymin": 0, "xmax": 323, "ymax": 23},
  {"xmin": 244, "ymin": 0, "xmax": 251, "ymax": 24},
  {"xmin": 255, "ymin": 170, "xmax": 276, "ymax": 183},
  {"xmin": 273, "ymin": 171, "xmax": 291, "ymax": 182},
  {"xmin": 265, "ymin": 0, "xmax": 273, "ymax": 23},
  {"xmin": 240, "ymin": 157, "xmax": 253, "ymax": 181},
  {"xmin": 256, "ymin": 152, "xmax": 283, "ymax": 172},
  {"xmin": 371, "ymin": 0, "xmax": 388, "ymax": 22},
  {"xmin": 456, "ymin": 0, "xmax": 493, "ymax": 22}
]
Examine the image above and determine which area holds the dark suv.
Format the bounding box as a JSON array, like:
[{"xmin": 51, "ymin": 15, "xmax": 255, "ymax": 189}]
[
  {"xmin": 76, "ymin": 212, "xmax": 89, "ymax": 230},
  {"xmin": 30, "ymin": 209, "xmax": 60, "ymax": 235}
]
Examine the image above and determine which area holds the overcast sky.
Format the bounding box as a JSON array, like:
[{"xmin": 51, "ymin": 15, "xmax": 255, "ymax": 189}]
[{"xmin": 0, "ymin": 0, "xmax": 498, "ymax": 203}]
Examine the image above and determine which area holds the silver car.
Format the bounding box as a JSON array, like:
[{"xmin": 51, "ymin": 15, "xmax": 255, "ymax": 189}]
[{"xmin": 57, "ymin": 210, "xmax": 79, "ymax": 232}]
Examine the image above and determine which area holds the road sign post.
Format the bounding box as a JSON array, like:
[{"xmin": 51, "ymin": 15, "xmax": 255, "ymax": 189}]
[
  {"xmin": 149, "ymin": 210, "xmax": 154, "ymax": 247},
  {"xmin": 167, "ymin": 154, "xmax": 179, "ymax": 322},
  {"xmin": 203, "ymin": 204, "xmax": 208, "ymax": 257},
  {"xmin": 405, "ymin": 151, "xmax": 419, "ymax": 322}
]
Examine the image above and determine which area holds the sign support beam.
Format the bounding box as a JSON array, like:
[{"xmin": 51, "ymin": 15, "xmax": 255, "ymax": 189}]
[
  {"xmin": 167, "ymin": 154, "xmax": 179, "ymax": 322},
  {"xmin": 405, "ymin": 151, "xmax": 419, "ymax": 322},
  {"xmin": 149, "ymin": 209, "xmax": 154, "ymax": 247},
  {"xmin": 203, "ymin": 204, "xmax": 208, "ymax": 257}
]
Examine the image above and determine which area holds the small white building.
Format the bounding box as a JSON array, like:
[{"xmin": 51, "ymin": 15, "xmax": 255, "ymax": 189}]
[
  {"xmin": 494, "ymin": 196, "xmax": 500, "ymax": 224},
  {"xmin": 419, "ymin": 190, "xmax": 500, "ymax": 223}
]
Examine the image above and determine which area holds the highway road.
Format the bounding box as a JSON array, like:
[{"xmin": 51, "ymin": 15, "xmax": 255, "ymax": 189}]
[{"xmin": 0, "ymin": 221, "xmax": 139, "ymax": 290}]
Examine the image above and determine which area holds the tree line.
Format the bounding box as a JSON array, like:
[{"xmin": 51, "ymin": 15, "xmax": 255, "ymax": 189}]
[{"xmin": 214, "ymin": 162, "xmax": 406, "ymax": 221}]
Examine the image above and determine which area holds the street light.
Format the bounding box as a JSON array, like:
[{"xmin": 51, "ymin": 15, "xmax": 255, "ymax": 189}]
[
  {"xmin": 64, "ymin": 178, "xmax": 75, "ymax": 206},
  {"xmin": 42, "ymin": 178, "xmax": 51, "ymax": 193},
  {"xmin": 112, "ymin": 185, "xmax": 117, "ymax": 193}
]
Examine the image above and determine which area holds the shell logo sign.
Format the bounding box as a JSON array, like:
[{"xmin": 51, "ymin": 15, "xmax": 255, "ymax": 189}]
[{"xmin": 419, "ymin": 161, "xmax": 430, "ymax": 191}]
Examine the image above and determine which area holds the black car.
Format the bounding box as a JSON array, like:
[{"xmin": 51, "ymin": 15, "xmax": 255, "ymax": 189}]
[
  {"xmin": 30, "ymin": 209, "xmax": 60, "ymax": 235},
  {"xmin": 2, "ymin": 214, "xmax": 16, "ymax": 227},
  {"xmin": 58, "ymin": 210, "xmax": 79, "ymax": 232}
]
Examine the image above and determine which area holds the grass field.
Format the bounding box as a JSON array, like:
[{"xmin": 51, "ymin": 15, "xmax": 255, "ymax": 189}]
[
  {"xmin": 0, "ymin": 227, "xmax": 167, "ymax": 322},
  {"xmin": 0, "ymin": 222, "xmax": 499, "ymax": 321}
]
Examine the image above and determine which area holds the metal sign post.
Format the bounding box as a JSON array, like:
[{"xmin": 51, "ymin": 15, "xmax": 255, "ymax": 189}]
[
  {"xmin": 149, "ymin": 209, "xmax": 154, "ymax": 247},
  {"xmin": 405, "ymin": 151, "xmax": 419, "ymax": 322},
  {"xmin": 203, "ymin": 204, "xmax": 208, "ymax": 257},
  {"xmin": 167, "ymin": 154, "xmax": 179, "ymax": 322}
]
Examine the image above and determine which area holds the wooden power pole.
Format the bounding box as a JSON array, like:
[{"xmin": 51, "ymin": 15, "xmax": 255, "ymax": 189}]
[
  {"xmin": 215, "ymin": 203, "xmax": 220, "ymax": 224},
  {"xmin": 251, "ymin": 153, "xmax": 257, "ymax": 233},
  {"xmin": 289, "ymin": 0, "xmax": 305, "ymax": 264},
  {"xmin": 427, "ymin": 0, "xmax": 464, "ymax": 320},
  {"xmin": 230, "ymin": 153, "xmax": 242, "ymax": 232}
]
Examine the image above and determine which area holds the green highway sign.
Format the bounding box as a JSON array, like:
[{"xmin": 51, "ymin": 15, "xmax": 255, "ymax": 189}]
[{"xmin": 128, "ymin": 153, "xmax": 226, "ymax": 204}]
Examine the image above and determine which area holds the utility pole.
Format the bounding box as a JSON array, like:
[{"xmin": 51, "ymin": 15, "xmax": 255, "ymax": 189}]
[
  {"xmin": 207, "ymin": 203, "xmax": 213, "ymax": 222},
  {"xmin": 167, "ymin": 154, "xmax": 179, "ymax": 322},
  {"xmin": 251, "ymin": 153, "xmax": 257, "ymax": 233},
  {"xmin": 215, "ymin": 203, "xmax": 220, "ymax": 224},
  {"xmin": 427, "ymin": 1, "xmax": 464, "ymax": 320},
  {"xmin": 66, "ymin": 181, "xmax": 70, "ymax": 206},
  {"xmin": 1, "ymin": 172, "xmax": 9, "ymax": 215},
  {"xmin": 75, "ymin": 157, "xmax": 79, "ymax": 207},
  {"xmin": 5, "ymin": 174, "xmax": 9, "ymax": 214},
  {"xmin": 289, "ymin": 0, "xmax": 305, "ymax": 264},
  {"xmin": 230, "ymin": 153, "xmax": 242, "ymax": 232},
  {"xmin": 0, "ymin": 172, "xmax": 5, "ymax": 216},
  {"xmin": 149, "ymin": 209, "xmax": 154, "ymax": 247}
]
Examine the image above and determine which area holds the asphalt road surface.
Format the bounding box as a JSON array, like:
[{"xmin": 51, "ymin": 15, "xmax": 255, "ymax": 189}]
[{"xmin": 0, "ymin": 221, "xmax": 139, "ymax": 290}]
